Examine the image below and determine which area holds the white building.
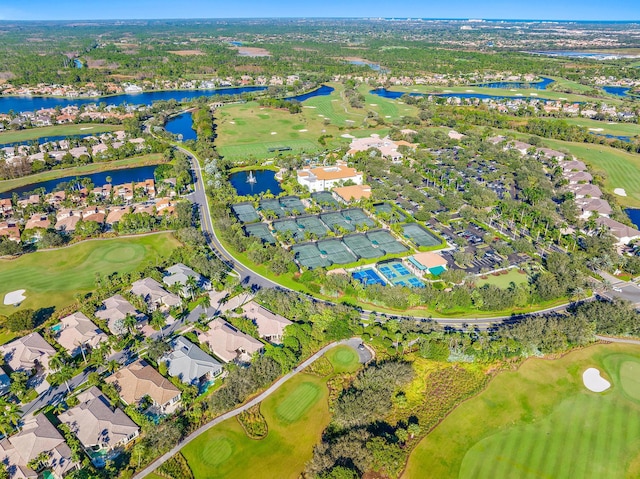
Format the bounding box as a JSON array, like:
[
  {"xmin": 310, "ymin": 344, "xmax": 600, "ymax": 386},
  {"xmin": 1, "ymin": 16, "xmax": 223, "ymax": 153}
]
[{"xmin": 296, "ymin": 162, "xmax": 363, "ymax": 193}]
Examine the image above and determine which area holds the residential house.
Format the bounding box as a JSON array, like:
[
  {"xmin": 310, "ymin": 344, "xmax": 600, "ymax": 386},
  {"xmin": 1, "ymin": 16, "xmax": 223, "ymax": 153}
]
[
  {"xmin": 595, "ymin": 217, "xmax": 640, "ymax": 245},
  {"xmin": 506, "ymin": 140, "xmax": 533, "ymax": 155},
  {"xmin": 162, "ymin": 263, "xmax": 210, "ymax": 296},
  {"xmin": 564, "ymin": 171, "xmax": 593, "ymax": 184},
  {"xmin": 0, "ymin": 414, "xmax": 77, "ymax": 479},
  {"xmin": 160, "ymin": 337, "xmax": 222, "ymax": 386},
  {"xmin": 130, "ymin": 278, "xmax": 181, "ymax": 310},
  {"xmin": 105, "ymin": 207, "xmax": 130, "ymax": 226},
  {"xmin": 24, "ymin": 214, "xmax": 50, "ymax": 231},
  {"xmin": 577, "ymin": 198, "xmax": 613, "ymax": 219},
  {"xmin": 0, "ymin": 199, "xmax": 12, "ymax": 218},
  {"xmin": 347, "ymin": 135, "xmax": 408, "ymax": 162},
  {"xmin": 95, "ymin": 294, "xmax": 146, "ymax": 336},
  {"xmin": 332, "ymin": 184, "xmax": 372, "ymax": 203},
  {"xmin": 197, "ymin": 318, "xmax": 263, "ymax": 363},
  {"xmin": 561, "ymin": 160, "xmax": 587, "ymax": 172},
  {"xmin": 296, "ymin": 162, "xmax": 364, "ymax": 193},
  {"xmin": 105, "ymin": 360, "xmax": 181, "ymax": 413},
  {"xmin": 56, "ymin": 312, "xmax": 108, "ymax": 358},
  {"xmin": 0, "ymin": 222, "xmax": 20, "ymax": 243},
  {"xmin": 55, "ymin": 209, "xmax": 81, "ymax": 232},
  {"xmin": 405, "ymin": 252, "xmax": 448, "ymax": 277},
  {"xmin": 240, "ymin": 302, "xmax": 292, "ymax": 343},
  {"xmin": 568, "ymin": 183, "xmax": 603, "ymax": 199},
  {"xmin": 58, "ymin": 386, "xmax": 139, "ymax": 465},
  {"xmin": 0, "ymin": 333, "xmax": 55, "ymax": 374}
]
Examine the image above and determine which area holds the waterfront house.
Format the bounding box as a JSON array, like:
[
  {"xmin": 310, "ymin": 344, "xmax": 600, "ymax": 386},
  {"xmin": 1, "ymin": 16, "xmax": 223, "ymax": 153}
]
[{"xmin": 595, "ymin": 217, "xmax": 640, "ymax": 245}]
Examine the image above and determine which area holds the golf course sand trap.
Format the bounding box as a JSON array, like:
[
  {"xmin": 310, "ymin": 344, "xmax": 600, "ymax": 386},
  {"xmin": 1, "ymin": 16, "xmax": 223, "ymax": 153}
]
[
  {"xmin": 583, "ymin": 367, "xmax": 611, "ymax": 392},
  {"xmin": 589, "ymin": 128, "xmax": 604, "ymax": 132},
  {"xmin": 614, "ymin": 188, "xmax": 627, "ymax": 196},
  {"xmin": 3, "ymin": 289, "xmax": 26, "ymax": 305}
]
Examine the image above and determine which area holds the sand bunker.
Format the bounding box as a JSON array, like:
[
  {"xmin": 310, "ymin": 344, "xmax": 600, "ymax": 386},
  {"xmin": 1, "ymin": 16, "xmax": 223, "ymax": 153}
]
[
  {"xmin": 299, "ymin": 129, "xmax": 308, "ymax": 132},
  {"xmin": 303, "ymin": 106, "xmax": 316, "ymax": 109},
  {"xmin": 614, "ymin": 188, "xmax": 627, "ymax": 196},
  {"xmin": 270, "ymin": 132, "xmax": 277, "ymax": 135},
  {"xmin": 589, "ymin": 128, "xmax": 604, "ymax": 132},
  {"xmin": 466, "ymin": 89, "xmax": 475, "ymax": 92},
  {"xmin": 583, "ymin": 368, "xmax": 611, "ymax": 392},
  {"xmin": 4, "ymin": 289, "xmax": 26, "ymax": 306},
  {"xmin": 80, "ymin": 127, "xmax": 94, "ymax": 130},
  {"xmin": 341, "ymin": 134, "xmax": 355, "ymax": 139}
]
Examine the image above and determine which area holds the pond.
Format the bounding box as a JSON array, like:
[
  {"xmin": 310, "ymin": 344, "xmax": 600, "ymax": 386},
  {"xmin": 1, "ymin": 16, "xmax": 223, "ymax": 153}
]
[
  {"xmin": 603, "ymin": 86, "xmax": 638, "ymax": 98},
  {"xmin": 229, "ymin": 170, "xmax": 283, "ymax": 196},
  {"xmin": 0, "ymin": 85, "xmax": 268, "ymax": 114},
  {"xmin": 286, "ymin": 85, "xmax": 335, "ymax": 102},
  {"xmin": 626, "ymin": 209, "xmax": 640, "ymax": 230},
  {"xmin": 165, "ymin": 112, "xmax": 196, "ymax": 141},
  {"xmin": 369, "ymin": 89, "xmax": 550, "ymax": 101},
  {"xmin": 349, "ymin": 60, "xmax": 389, "ymax": 73},
  {"xmin": 0, "ymin": 164, "xmax": 158, "ymax": 199},
  {"xmin": 473, "ymin": 77, "xmax": 554, "ymax": 90}
]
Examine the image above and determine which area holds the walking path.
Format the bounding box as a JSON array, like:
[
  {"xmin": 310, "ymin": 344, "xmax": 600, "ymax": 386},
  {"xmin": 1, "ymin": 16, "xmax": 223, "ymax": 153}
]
[
  {"xmin": 596, "ymin": 335, "xmax": 640, "ymax": 345},
  {"xmin": 132, "ymin": 338, "xmax": 368, "ymax": 479}
]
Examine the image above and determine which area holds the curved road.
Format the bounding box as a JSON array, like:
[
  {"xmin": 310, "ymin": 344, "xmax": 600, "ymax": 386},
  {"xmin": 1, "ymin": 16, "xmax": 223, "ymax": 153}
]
[
  {"xmin": 180, "ymin": 145, "xmax": 585, "ymax": 331},
  {"xmin": 132, "ymin": 338, "xmax": 369, "ymax": 479}
]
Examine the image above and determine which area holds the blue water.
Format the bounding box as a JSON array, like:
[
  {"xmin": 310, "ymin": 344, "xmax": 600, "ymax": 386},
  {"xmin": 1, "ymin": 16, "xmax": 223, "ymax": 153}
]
[
  {"xmin": 73, "ymin": 59, "xmax": 83, "ymax": 69},
  {"xmin": 0, "ymin": 133, "xmax": 97, "ymax": 148},
  {"xmin": 286, "ymin": 85, "xmax": 335, "ymax": 102},
  {"xmin": 51, "ymin": 323, "xmax": 63, "ymax": 332},
  {"xmin": 353, "ymin": 268, "xmax": 386, "ymax": 286},
  {"xmin": 0, "ymin": 164, "xmax": 157, "ymax": 199},
  {"xmin": 473, "ymin": 76, "xmax": 554, "ymax": 90},
  {"xmin": 229, "ymin": 170, "xmax": 283, "ymax": 196},
  {"xmin": 229, "ymin": 41, "xmax": 243, "ymax": 46},
  {"xmin": 369, "ymin": 89, "xmax": 549, "ymax": 101},
  {"xmin": 590, "ymin": 132, "xmax": 633, "ymax": 143},
  {"xmin": 602, "ymin": 86, "xmax": 639, "ymax": 98},
  {"xmin": 165, "ymin": 112, "xmax": 196, "ymax": 141},
  {"xmin": 349, "ymin": 60, "xmax": 389, "ymax": 73},
  {"xmin": 626, "ymin": 209, "xmax": 640, "ymax": 229},
  {"xmin": 0, "ymin": 86, "xmax": 267, "ymax": 114}
]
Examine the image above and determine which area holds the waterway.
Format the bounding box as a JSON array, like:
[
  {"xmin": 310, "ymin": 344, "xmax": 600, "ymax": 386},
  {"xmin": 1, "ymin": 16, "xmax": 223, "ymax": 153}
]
[
  {"xmin": 229, "ymin": 170, "xmax": 282, "ymax": 196},
  {"xmin": 164, "ymin": 112, "xmax": 196, "ymax": 141},
  {"xmin": 601, "ymin": 86, "xmax": 640, "ymax": 99},
  {"xmin": 473, "ymin": 77, "xmax": 554, "ymax": 90},
  {"xmin": 0, "ymin": 164, "xmax": 158, "ymax": 199},
  {"xmin": 626, "ymin": 209, "xmax": 640, "ymax": 230},
  {"xmin": 0, "ymin": 86, "xmax": 268, "ymax": 115},
  {"xmin": 369, "ymin": 89, "xmax": 546, "ymax": 101},
  {"xmin": 286, "ymin": 85, "xmax": 335, "ymax": 102},
  {"xmin": 0, "ymin": 133, "xmax": 98, "ymax": 148}
]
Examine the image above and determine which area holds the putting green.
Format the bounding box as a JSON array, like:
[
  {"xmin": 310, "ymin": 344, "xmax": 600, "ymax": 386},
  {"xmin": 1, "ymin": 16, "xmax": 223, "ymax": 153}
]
[
  {"xmin": 326, "ymin": 345, "xmax": 360, "ymax": 373},
  {"xmin": 403, "ymin": 345, "xmax": 640, "ymax": 479},
  {"xmin": 201, "ymin": 437, "xmax": 235, "ymax": 466},
  {"xmin": 275, "ymin": 381, "xmax": 322, "ymax": 424}
]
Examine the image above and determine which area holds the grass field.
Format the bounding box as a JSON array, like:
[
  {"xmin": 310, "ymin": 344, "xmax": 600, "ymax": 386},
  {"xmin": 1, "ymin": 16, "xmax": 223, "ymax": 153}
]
[
  {"xmin": 0, "ymin": 233, "xmax": 181, "ymax": 317},
  {"xmin": 181, "ymin": 346, "xmax": 361, "ymax": 479},
  {"xmin": 0, "ymin": 124, "xmax": 121, "ymax": 144},
  {"xmin": 561, "ymin": 118, "xmax": 640, "ymax": 138},
  {"xmin": 215, "ymin": 82, "xmax": 418, "ymax": 161},
  {"xmin": 402, "ymin": 343, "xmax": 640, "ymax": 479},
  {"xmin": 476, "ymin": 269, "xmax": 529, "ymax": 288},
  {"xmin": 538, "ymin": 138, "xmax": 640, "ymax": 207},
  {"xmin": 0, "ymin": 153, "xmax": 165, "ymax": 194}
]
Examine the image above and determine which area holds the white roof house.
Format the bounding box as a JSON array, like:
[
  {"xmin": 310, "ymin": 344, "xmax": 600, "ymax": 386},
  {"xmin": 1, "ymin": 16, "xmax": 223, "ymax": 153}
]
[
  {"xmin": 95, "ymin": 294, "xmax": 146, "ymax": 336},
  {"xmin": 596, "ymin": 217, "xmax": 640, "ymax": 245},
  {"xmin": 0, "ymin": 333, "xmax": 56, "ymax": 374},
  {"xmin": 161, "ymin": 336, "xmax": 222, "ymax": 385},
  {"xmin": 240, "ymin": 301, "xmax": 292, "ymax": 343},
  {"xmin": 56, "ymin": 312, "xmax": 108, "ymax": 357},
  {"xmin": 130, "ymin": 278, "xmax": 181, "ymax": 310},
  {"xmin": 162, "ymin": 263, "xmax": 210, "ymax": 295},
  {"xmin": 296, "ymin": 162, "xmax": 364, "ymax": 193}
]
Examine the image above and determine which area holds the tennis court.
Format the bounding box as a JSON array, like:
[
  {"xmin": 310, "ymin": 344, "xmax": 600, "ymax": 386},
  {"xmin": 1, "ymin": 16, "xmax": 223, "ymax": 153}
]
[
  {"xmin": 316, "ymin": 239, "xmax": 357, "ymax": 265},
  {"xmin": 244, "ymin": 223, "xmax": 275, "ymax": 244},
  {"xmin": 374, "ymin": 202, "xmax": 407, "ymax": 223},
  {"xmin": 279, "ymin": 196, "xmax": 305, "ymax": 215},
  {"xmin": 296, "ymin": 215, "xmax": 329, "ymax": 238},
  {"xmin": 367, "ymin": 230, "xmax": 409, "ymax": 255},
  {"xmin": 272, "ymin": 218, "xmax": 299, "ymax": 239},
  {"xmin": 292, "ymin": 243, "xmax": 332, "ymax": 269},
  {"xmin": 402, "ymin": 223, "xmax": 441, "ymax": 248},
  {"xmin": 343, "ymin": 233, "xmax": 385, "ymax": 259},
  {"xmin": 311, "ymin": 191, "xmax": 340, "ymax": 210},
  {"xmin": 232, "ymin": 203, "xmax": 260, "ymax": 223},
  {"xmin": 378, "ymin": 260, "xmax": 424, "ymax": 288},
  {"xmin": 320, "ymin": 212, "xmax": 355, "ymax": 233},
  {"xmin": 352, "ymin": 268, "xmax": 387, "ymax": 286},
  {"xmin": 342, "ymin": 208, "xmax": 376, "ymax": 229},
  {"xmin": 259, "ymin": 198, "xmax": 286, "ymax": 218}
]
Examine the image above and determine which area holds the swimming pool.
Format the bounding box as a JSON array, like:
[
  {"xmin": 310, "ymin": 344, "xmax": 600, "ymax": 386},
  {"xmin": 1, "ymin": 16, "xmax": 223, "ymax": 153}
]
[
  {"xmin": 352, "ymin": 268, "xmax": 386, "ymax": 286},
  {"xmin": 50, "ymin": 323, "xmax": 63, "ymax": 333}
]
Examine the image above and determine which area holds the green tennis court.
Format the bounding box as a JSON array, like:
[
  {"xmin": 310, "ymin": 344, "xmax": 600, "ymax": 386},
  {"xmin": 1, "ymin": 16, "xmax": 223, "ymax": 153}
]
[
  {"xmin": 232, "ymin": 203, "xmax": 260, "ymax": 223},
  {"xmin": 316, "ymin": 239, "xmax": 357, "ymax": 264},
  {"xmin": 343, "ymin": 233, "xmax": 385, "ymax": 259},
  {"xmin": 402, "ymin": 223, "xmax": 441, "ymax": 247},
  {"xmin": 292, "ymin": 243, "xmax": 332, "ymax": 269},
  {"xmin": 244, "ymin": 223, "xmax": 276, "ymax": 244},
  {"xmin": 259, "ymin": 198, "xmax": 286, "ymax": 218},
  {"xmin": 367, "ymin": 230, "xmax": 409, "ymax": 254},
  {"xmin": 320, "ymin": 212, "xmax": 356, "ymax": 233},
  {"xmin": 311, "ymin": 191, "xmax": 340, "ymax": 210}
]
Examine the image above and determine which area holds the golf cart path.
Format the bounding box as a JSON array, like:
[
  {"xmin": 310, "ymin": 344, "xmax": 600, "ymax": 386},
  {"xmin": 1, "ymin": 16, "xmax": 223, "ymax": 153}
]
[
  {"xmin": 132, "ymin": 338, "xmax": 370, "ymax": 479},
  {"xmin": 596, "ymin": 335, "xmax": 640, "ymax": 345}
]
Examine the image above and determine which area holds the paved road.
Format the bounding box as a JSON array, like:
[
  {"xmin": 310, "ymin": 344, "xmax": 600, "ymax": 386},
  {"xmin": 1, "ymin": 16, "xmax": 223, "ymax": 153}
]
[
  {"xmin": 132, "ymin": 338, "xmax": 367, "ymax": 479},
  {"xmin": 596, "ymin": 335, "xmax": 640, "ymax": 345},
  {"xmin": 179, "ymin": 145, "xmax": 581, "ymax": 331},
  {"xmin": 21, "ymin": 369, "xmax": 93, "ymax": 417}
]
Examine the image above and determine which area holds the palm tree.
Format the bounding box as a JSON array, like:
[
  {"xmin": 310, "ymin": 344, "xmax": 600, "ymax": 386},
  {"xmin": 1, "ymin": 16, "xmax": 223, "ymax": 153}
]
[
  {"xmin": 49, "ymin": 352, "xmax": 68, "ymax": 372},
  {"xmin": 57, "ymin": 365, "xmax": 75, "ymax": 394},
  {"xmin": 123, "ymin": 313, "xmax": 138, "ymax": 336},
  {"xmin": 150, "ymin": 310, "xmax": 167, "ymax": 337},
  {"xmin": 186, "ymin": 276, "xmax": 200, "ymax": 299},
  {"xmin": 106, "ymin": 360, "xmax": 120, "ymax": 374},
  {"xmin": 0, "ymin": 398, "xmax": 20, "ymax": 437}
]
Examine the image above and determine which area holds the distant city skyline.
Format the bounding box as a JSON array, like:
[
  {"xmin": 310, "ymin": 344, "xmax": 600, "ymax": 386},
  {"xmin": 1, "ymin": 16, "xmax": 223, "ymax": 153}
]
[{"xmin": 1, "ymin": 0, "xmax": 640, "ymax": 22}]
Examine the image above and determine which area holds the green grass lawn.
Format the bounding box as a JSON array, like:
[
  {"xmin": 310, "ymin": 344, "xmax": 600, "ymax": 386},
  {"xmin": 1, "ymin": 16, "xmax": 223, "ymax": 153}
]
[
  {"xmin": 0, "ymin": 233, "xmax": 181, "ymax": 317},
  {"xmin": 561, "ymin": 118, "xmax": 640, "ymax": 138},
  {"xmin": 0, "ymin": 124, "xmax": 121, "ymax": 144},
  {"xmin": 538, "ymin": 139, "xmax": 640, "ymax": 208},
  {"xmin": 476, "ymin": 269, "xmax": 529, "ymax": 289},
  {"xmin": 0, "ymin": 153, "xmax": 165, "ymax": 194},
  {"xmin": 402, "ymin": 343, "xmax": 640, "ymax": 479},
  {"xmin": 181, "ymin": 373, "xmax": 331, "ymax": 479},
  {"xmin": 325, "ymin": 345, "xmax": 361, "ymax": 373}
]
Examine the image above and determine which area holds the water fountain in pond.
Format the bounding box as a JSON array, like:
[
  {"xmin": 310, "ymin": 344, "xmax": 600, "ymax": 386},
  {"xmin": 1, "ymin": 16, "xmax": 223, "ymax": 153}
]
[{"xmin": 247, "ymin": 171, "xmax": 257, "ymax": 184}]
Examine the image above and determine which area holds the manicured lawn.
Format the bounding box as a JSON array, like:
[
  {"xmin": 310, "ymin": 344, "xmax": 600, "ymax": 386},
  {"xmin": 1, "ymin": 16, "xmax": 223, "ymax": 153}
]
[
  {"xmin": 539, "ymin": 139, "xmax": 640, "ymax": 208},
  {"xmin": 562, "ymin": 118, "xmax": 640, "ymax": 138},
  {"xmin": 0, "ymin": 123, "xmax": 121, "ymax": 144},
  {"xmin": 0, "ymin": 233, "xmax": 181, "ymax": 317},
  {"xmin": 326, "ymin": 345, "xmax": 361, "ymax": 373},
  {"xmin": 181, "ymin": 373, "xmax": 332, "ymax": 479},
  {"xmin": 475, "ymin": 269, "xmax": 529, "ymax": 289},
  {"xmin": 0, "ymin": 154, "xmax": 165, "ymax": 194},
  {"xmin": 402, "ymin": 343, "xmax": 640, "ymax": 479}
]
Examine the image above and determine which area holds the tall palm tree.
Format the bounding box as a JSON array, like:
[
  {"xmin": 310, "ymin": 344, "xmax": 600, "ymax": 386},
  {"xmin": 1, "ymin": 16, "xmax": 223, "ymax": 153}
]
[
  {"xmin": 49, "ymin": 352, "xmax": 68, "ymax": 372},
  {"xmin": 57, "ymin": 365, "xmax": 75, "ymax": 394},
  {"xmin": 123, "ymin": 313, "xmax": 138, "ymax": 336},
  {"xmin": 106, "ymin": 360, "xmax": 120, "ymax": 374},
  {"xmin": 150, "ymin": 310, "xmax": 167, "ymax": 337},
  {"xmin": 186, "ymin": 276, "xmax": 200, "ymax": 299},
  {"xmin": 0, "ymin": 398, "xmax": 21, "ymax": 436}
]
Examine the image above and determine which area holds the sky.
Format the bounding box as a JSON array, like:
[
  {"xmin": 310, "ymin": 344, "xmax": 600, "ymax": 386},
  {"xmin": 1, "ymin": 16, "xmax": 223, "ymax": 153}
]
[{"xmin": 1, "ymin": 0, "xmax": 639, "ymax": 21}]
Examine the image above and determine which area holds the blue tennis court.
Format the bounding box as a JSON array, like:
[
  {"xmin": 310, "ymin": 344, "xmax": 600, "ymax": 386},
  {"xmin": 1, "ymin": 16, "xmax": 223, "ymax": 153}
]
[
  {"xmin": 378, "ymin": 260, "xmax": 424, "ymax": 288},
  {"xmin": 408, "ymin": 277, "xmax": 424, "ymax": 287},
  {"xmin": 378, "ymin": 265, "xmax": 397, "ymax": 279},
  {"xmin": 393, "ymin": 263, "xmax": 411, "ymax": 276},
  {"xmin": 352, "ymin": 268, "xmax": 386, "ymax": 286}
]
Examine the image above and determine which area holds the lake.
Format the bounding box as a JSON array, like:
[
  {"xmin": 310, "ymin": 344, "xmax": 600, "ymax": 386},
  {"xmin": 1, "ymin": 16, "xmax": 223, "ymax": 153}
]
[
  {"xmin": 0, "ymin": 86, "xmax": 268, "ymax": 114},
  {"xmin": 0, "ymin": 133, "xmax": 97, "ymax": 148},
  {"xmin": 286, "ymin": 85, "xmax": 335, "ymax": 102},
  {"xmin": 349, "ymin": 60, "xmax": 389, "ymax": 73},
  {"xmin": 626, "ymin": 209, "xmax": 640, "ymax": 230},
  {"xmin": 165, "ymin": 112, "xmax": 196, "ymax": 141},
  {"xmin": 229, "ymin": 170, "xmax": 282, "ymax": 196},
  {"xmin": 0, "ymin": 164, "xmax": 158, "ymax": 199},
  {"xmin": 369, "ymin": 89, "xmax": 549, "ymax": 101},
  {"xmin": 473, "ymin": 77, "xmax": 554, "ymax": 90},
  {"xmin": 603, "ymin": 86, "xmax": 637, "ymax": 98}
]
